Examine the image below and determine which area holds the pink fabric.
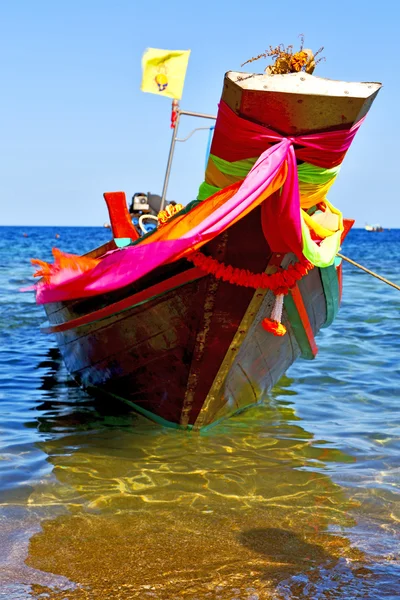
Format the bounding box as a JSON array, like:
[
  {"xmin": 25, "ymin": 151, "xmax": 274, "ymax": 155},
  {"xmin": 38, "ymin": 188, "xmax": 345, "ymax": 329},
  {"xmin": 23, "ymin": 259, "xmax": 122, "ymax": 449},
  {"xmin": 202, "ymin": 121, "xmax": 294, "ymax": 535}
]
[
  {"xmin": 210, "ymin": 101, "xmax": 364, "ymax": 168},
  {"xmin": 36, "ymin": 142, "xmax": 290, "ymax": 303},
  {"xmin": 261, "ymin": 144, "xmax": 302, "ymax": 254},
  {"xmin": 35, "ymin": 105, "xmax": 364, "ymax": 304}
]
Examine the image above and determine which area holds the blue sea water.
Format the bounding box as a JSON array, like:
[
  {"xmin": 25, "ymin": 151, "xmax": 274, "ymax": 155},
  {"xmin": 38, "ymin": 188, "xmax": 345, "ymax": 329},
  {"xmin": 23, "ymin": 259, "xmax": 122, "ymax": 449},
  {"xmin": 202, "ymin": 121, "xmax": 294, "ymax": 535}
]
[{"xmin": 0, "ymin": 226, "xmax": 399, "ymax": 599}]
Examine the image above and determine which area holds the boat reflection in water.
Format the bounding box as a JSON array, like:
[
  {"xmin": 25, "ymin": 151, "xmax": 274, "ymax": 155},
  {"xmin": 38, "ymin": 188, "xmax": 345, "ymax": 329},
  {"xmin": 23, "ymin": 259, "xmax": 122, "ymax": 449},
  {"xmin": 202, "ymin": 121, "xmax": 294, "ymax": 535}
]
[{"xmin": 14, "ymin": 354, "xmax": 384, "ymax": 599}]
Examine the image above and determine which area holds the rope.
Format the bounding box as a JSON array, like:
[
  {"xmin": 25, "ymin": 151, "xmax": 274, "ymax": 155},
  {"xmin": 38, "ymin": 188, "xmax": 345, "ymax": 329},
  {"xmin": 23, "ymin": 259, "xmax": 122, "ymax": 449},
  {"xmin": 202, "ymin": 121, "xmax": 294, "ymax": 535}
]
[
  {"xmin": 338, "ymin": 253, "xmax": 400, "ymax": 292},
  {"xmin": 176, "ymin": 126, "xmax": 213, "ymax": 143}
]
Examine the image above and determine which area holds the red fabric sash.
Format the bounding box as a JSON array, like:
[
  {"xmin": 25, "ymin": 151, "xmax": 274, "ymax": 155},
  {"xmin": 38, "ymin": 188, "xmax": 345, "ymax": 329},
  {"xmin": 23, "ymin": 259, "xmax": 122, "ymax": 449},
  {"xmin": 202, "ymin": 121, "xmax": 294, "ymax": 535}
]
[{"xmin": 210, "ymin": 101, "xmax": 364, "ymax": 168}]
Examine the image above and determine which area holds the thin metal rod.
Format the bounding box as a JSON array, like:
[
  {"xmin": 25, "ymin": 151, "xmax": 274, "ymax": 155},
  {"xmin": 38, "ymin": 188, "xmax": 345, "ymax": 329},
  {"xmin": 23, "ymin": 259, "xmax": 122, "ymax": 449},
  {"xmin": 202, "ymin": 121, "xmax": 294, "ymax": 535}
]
[
  {"xmin": 338, "ymin": 252, "xmax": 400, "ymax": 292},
  {"xmin": 160, "ymin": 109, "xmax": 216, "ymax": 211},
  {"xmin": 179, "ymin": 110, "xmax": 216, "ymax": 120},
  {"xmin": 160, "ymin": 110, "xmax": 181, "ymax": 212},
  {"xmin": 176, "ymin": 126, "xmax": 213, "ymax": 142}
]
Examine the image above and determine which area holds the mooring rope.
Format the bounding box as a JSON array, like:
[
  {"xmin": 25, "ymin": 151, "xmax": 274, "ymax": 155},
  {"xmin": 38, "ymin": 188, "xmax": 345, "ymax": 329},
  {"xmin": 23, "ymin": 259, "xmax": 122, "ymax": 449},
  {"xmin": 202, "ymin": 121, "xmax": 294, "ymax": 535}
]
[{"xmin": 337, "ymin": 253, "xmax": 400, "ymax": 292}]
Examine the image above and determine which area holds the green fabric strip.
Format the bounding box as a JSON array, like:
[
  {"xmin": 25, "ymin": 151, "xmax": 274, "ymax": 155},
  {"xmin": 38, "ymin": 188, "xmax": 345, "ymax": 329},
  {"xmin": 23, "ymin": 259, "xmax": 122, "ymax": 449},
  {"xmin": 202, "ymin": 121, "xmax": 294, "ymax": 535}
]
[
  {"xmin": 198, "ymin": 160, "xmax": 340, "ymax": 201},
  {"xmin": 284, "ymin": 294, "xmax": 316, "ymax": 360},
  {"xmin": 320, "ymin": 264, "xmax": 340, "ymax": 328},
  {"xmin": 209, "ymin": 154, "xmax": 340, "ymax": 184},
  {"xmin": 197, "ymin": 181, "xmax": 221, "ymax": 201},
  {"xmin": 297, "ymin": 162, "xmax": 341, "ymax": 184},
  {"xmin": 209, "ymin": 154, "xmax": 257, "ymax": 178}
]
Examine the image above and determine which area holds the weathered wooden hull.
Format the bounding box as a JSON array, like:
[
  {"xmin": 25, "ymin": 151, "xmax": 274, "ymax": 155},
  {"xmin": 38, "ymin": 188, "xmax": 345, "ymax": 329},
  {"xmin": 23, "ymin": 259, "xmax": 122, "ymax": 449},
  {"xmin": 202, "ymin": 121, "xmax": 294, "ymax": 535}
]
[{"xmin": 43, "ymin": 207, "xmax": 336, "ymax": 429}]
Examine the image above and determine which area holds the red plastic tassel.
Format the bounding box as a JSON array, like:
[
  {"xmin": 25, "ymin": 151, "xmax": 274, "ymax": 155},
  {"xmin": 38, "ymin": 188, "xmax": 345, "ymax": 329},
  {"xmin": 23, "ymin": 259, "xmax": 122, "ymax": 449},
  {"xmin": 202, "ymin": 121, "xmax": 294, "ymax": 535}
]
[
  {"xmin": 171, "ymin": 99, "xmax": 179, "ymax": 129},
  {"xmin": 262, "ymin": 293, "xmax": 287, "ymax": 336},
  {"xmin": 262, "ymin": 319, "xmax": 287, "ymax": 336}
]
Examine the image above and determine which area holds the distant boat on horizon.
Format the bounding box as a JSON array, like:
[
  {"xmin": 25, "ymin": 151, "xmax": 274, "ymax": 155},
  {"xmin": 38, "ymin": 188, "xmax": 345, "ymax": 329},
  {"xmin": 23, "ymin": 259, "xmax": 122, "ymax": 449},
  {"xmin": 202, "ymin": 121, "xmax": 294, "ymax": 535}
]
[{"xmin": 365, "ymin": 224, "xmax": 384, "ymax": 232}]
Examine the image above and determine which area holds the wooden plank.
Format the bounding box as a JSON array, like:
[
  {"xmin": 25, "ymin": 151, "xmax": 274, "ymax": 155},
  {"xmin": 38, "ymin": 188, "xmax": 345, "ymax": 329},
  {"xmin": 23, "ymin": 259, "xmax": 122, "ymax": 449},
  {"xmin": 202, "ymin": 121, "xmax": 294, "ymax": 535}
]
[
  {"xmin": 296, "ymin": 267, "xmax": 327, "ymax": 333},
  {"xmin": 41, "ymin": 267, "xmax": 206, "ymax": 334},
  {"xmin": 284, "ymin": 284, "xmax": 318, "ymax": 360},
  {"xmin": 337, "ymin": 265, "xmax": 343, "ymax": 303},
  {"xmin": 193, "ymin": 252, "xmax": 287, "ymax": 429},
  {"xmin": 179, "ymin": 206, "xmax": 273, "ymax": 426},
  {"xmin": 55, "ymin": 282, "xmax": 206, "ymax": 424},
  {"xmin": 320, "ymin": 264, "xmax": 340, "ymax": 329}
]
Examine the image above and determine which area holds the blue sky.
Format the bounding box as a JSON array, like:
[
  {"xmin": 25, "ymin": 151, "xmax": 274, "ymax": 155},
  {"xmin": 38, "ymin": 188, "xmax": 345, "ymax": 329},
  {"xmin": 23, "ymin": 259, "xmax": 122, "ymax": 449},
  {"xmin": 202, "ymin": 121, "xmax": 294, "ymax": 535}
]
[{"xmin": 0, "ymin": 0, "xmax": 397, "ymax": 226}]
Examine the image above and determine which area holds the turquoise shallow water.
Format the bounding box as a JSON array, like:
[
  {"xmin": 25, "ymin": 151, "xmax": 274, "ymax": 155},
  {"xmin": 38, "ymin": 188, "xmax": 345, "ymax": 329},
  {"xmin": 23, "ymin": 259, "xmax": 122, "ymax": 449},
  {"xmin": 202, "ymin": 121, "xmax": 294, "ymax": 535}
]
[{"xmin": 0, "ymin": 226, "xmax": 399, "ymax": 599}]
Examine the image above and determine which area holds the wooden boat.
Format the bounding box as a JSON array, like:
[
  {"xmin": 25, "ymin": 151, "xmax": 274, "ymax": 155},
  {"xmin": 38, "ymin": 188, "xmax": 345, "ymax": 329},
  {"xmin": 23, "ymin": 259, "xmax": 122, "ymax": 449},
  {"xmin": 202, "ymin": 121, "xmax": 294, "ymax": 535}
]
[{"xmin": 37, "ymin": 69, "xmax": 381, "ymax": 430}]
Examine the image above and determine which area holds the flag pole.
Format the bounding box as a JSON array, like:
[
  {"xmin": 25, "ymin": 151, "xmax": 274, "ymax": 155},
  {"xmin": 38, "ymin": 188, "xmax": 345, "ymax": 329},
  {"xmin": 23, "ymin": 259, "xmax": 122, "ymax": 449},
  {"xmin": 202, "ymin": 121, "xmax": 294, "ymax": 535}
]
[
  {"xmin": 160, "ymin": 104, "xmax": 216, "ymax": 212},
  {"xmin": 160, "ymin": 100, "xmax": 181, "ymax": 212}
]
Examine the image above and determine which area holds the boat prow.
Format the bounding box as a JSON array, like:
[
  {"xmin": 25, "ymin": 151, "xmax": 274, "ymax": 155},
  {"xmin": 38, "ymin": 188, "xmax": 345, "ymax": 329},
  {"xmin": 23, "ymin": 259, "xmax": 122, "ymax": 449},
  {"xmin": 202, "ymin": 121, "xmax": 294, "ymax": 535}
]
[{"xmin": 224, "ymin": 71, "xmax": 381, "ymax": 134}]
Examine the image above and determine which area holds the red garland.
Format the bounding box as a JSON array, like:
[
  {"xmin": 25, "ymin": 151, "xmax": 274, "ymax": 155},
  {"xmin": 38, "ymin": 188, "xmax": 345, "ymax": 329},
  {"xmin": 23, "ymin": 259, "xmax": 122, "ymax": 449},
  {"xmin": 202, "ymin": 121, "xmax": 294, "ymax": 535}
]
[{"xmin": 187, "ymin": 251, "xmax": 313, "ymax": 295}]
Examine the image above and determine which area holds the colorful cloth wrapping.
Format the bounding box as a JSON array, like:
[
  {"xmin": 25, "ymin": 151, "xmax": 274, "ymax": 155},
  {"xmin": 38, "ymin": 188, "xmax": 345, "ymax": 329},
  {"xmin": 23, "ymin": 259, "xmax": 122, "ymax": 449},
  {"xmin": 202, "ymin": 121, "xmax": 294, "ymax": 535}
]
[
  {"xmin": 198, "ymin": 158, "xmax": 340, "ymax": 208},
  {"xmin": 197, "ymin": 100, "xmax": 361, "ymax": 267},
  {"xmin": 34, "ymin": 100, "xmax": 363, "ymax": 304}
]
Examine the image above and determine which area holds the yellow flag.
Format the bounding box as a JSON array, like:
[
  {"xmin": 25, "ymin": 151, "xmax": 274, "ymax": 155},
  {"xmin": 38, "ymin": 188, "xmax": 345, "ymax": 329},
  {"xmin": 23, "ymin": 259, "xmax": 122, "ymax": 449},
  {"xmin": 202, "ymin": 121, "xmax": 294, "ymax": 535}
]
[{"xmin": 141, "ymin": 48, "xmax": 191, "ymax": 100}]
